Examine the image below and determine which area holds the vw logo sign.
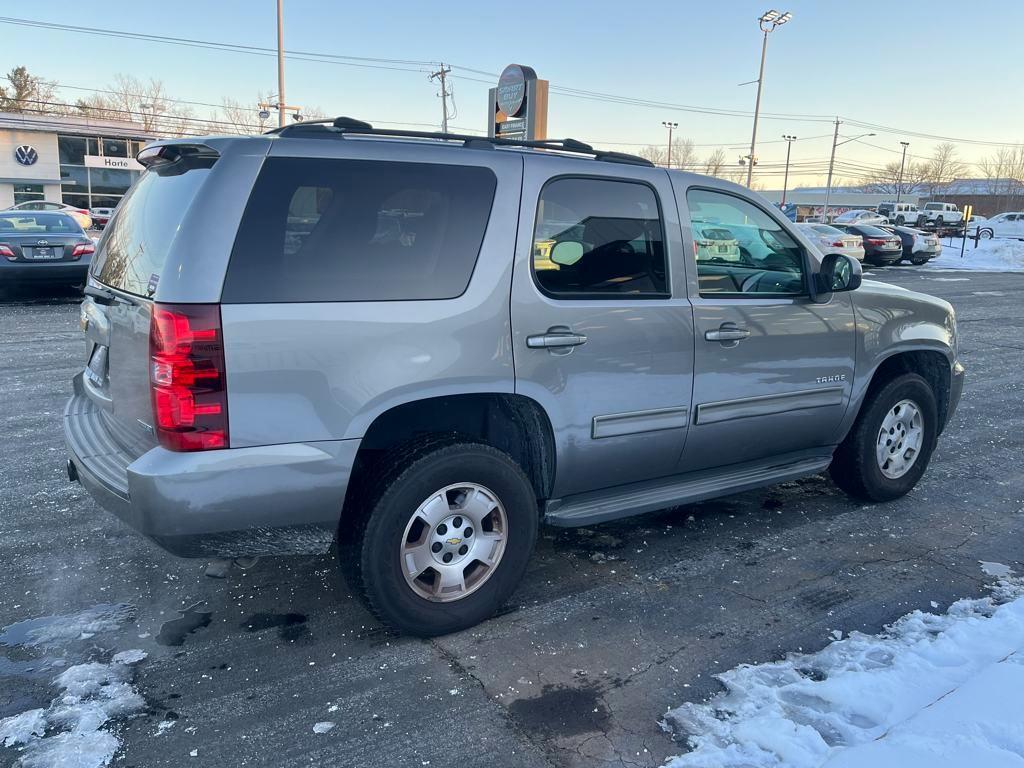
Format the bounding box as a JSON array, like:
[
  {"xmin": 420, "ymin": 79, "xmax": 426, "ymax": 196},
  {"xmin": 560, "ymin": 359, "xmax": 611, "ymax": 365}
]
[{"xmin": 15, "ymin": 145, "xmax": 39, "ymax": 166}]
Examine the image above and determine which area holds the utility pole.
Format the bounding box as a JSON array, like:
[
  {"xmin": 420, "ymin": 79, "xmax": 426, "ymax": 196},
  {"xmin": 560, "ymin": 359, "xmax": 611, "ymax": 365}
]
[
  {"xmin": 745, "ymin": 10, "xmax": 792, "ymax": 188},
  {"xmin": 662, "ymin": 121, "xmax": 678, "ymax": 168},
  {"xmin": 822, "ymin": 120, "xmax": 876, "ymax": 224},
  {"xmin": 781, "ymin": 135, "xmax": 797, "ymax": 206},
  {"xmin": 276, "ymin": 0, "xmax": 286, "ymax": 128},
  {"xmin": 895, "ymin": 141, "xmax": 910, "ymax": 204},
  {"xmin": 430, "ymin": 64, "xmax": 453, "ymax": 133}
]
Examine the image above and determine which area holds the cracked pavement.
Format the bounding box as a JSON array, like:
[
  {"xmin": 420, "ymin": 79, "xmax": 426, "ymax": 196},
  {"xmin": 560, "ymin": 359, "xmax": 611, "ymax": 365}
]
[{"xmin": 1, "ymin": 268, "xmax": 1022, "ymax": 767}]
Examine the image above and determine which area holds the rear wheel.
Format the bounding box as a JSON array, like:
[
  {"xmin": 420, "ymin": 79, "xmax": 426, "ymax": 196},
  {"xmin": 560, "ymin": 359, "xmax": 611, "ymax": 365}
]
[
  {"xmin": 935, "ymin": 215, "xmax": 944, "ymax": 225},
  {"xmin": 343, "ymin": 441, "xmax": 538, "ymax": 636},
  {"xmin": 895, "ymin": 215, "xmax": 905, "ymax": 225},
  {"xmin": 979, "ymin": 228, "xmax": 994, "ymax": 240},
  {"xmin": 910, "ymin": 256, "xmax": 928, "ymax": 265},
  {"xmin": 830, "ymin": 373, "xmax": 938, "ymax": 501}
]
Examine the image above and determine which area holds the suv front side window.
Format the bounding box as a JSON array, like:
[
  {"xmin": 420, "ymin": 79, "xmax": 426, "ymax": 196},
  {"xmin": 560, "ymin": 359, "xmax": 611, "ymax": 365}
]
[
  {"xmin": 686, "ymin": 188, "xmax": 807, "ymax": 297},
  {"xmin": 531, "ymin": 177, "xmax": 668, "ymax": 298}
]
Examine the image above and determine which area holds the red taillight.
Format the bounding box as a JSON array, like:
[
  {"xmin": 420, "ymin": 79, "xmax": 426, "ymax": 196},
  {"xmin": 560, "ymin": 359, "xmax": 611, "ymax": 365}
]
[
  {"xmin": 866, "ymin": 238, "xmax": 886, "ymax": 246},
  {"xmin": 829, "ymin": 240, "xmax": 845, "ymax": 248},
  {"xmin": 70, "ymin": 243, "xmax": 94, "ymax": 260},
  {"xmin": 149, "ymin": 303, "xmax": 229, "ymax": 452},
  {"xmin": 0, "ymin": 245, "xmax": 14, "ymax": 261}
]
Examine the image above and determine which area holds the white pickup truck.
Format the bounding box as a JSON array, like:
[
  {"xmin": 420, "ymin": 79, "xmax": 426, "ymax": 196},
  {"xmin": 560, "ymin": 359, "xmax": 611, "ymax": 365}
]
[{"xmin": 919, "ymin": 202, "xmax": 963, "ymax": 226}]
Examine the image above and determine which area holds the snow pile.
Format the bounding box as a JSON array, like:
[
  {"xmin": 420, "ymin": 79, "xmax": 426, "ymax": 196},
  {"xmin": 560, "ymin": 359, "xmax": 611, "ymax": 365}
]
[
  {"xmin": 930, "ymin": 238, "xmax": 1024, "ymax": 271},
  {"xmin": 662, "ymin": 569, "xmax": 1024, "ymax": 767},
  {"xmin": 0, "ymin": 604, "xmax": 135, "ymax": 648},
  {"xmin": 0, "ymin": 651, "xmax": 147, "ymax": 768}
]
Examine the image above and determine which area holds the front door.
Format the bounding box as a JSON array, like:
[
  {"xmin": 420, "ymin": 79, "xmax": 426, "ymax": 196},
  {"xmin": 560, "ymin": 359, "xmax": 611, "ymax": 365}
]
[
  {"xmin": 511, "ymin": 162, "xmax": 694, "ymax": 498},
  {"xmin": 674, "ymin": 184, "xmax": 856, "ymax": 472}
]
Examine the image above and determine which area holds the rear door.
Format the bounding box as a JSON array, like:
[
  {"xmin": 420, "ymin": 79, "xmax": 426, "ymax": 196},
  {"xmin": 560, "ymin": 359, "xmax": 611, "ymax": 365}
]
[
  {"xmin": 673, "ymin": 183, "xmax": 856, "ymax": 472},
  {"xmin": 83, "ymin": 154, "xmax": 217, "ymax": 458},
  {"xmin": 511, "ymin": 159, "xmax": 693, "ymax": 498}
]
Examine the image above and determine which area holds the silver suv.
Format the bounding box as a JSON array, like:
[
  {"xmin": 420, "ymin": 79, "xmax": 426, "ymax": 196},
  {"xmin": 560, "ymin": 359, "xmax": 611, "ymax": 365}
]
[{"xmin": 65, "ymin": 119, "xmax": 964, "ymax": 636}]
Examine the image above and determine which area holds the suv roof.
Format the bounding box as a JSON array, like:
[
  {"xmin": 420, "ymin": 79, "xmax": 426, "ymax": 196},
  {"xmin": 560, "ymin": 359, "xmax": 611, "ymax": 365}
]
[{"xmin": 139, "ymin": 116, "xmax": 656, "ymax": 172}]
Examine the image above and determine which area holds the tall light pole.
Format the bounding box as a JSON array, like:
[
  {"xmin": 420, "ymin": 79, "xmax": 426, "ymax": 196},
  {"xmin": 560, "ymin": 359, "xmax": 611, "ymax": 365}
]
[
  {"xmin": 662, "ymin": 121, "xmax": 678, "ymax": 168},
  {"xmin": 276, "ymin": 0, "xmax": 286, "ymax": 128},
  {"xmin": 895, "ymin": 141, "xmax": 910, "ymax": 204},
  {"xmin": 821, "ymin": 120, "xmax": 875, "ymax": 223},
  {"xmin": 745, "ymin": 9, "xmax": 792, "ymax": 188},
  {"xmin": 781, "ymin": 134, "xmax": 797, "ymax": 206}
]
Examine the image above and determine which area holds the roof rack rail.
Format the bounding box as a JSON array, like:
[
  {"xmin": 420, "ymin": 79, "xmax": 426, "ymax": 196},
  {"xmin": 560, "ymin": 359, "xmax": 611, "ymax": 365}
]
[{"xmin": 265, "ymin": 117, "xmax": 654, "ymax": 167}]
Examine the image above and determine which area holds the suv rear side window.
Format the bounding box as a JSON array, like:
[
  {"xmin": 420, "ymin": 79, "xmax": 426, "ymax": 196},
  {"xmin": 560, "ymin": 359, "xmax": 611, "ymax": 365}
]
[
  {"xmin": 532, "ymin": 177, "xmax": 668, "ymax": 298},
  {"xmin": 222, "ymin": 158, "xmax": 497, "ymax": 303},
  {"xmin": 92, "ymin": 161, "xmax": 212, "ymax": 296}
]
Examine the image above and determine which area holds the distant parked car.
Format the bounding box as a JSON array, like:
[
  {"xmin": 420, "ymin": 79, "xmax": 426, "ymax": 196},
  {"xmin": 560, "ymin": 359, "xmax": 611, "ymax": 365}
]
[
  {"xmin": 970, "ymin": 212, "xmax": 1024, "ymax": 240},
  {"xmin": 692, "ymin": 222, "xmax": 741, "ymax": 262},
  {"xmin": 834, "ymin": 209, "xmax": 888, "ymax": 226},
  {"xmin": 919, "ymin": 202, "xmax": 963, "ymax": 226},
  {"xmin": 5, "ymin": 200, "xmax": 92, "ymax": 230},
  {"xmin": 796, "ymin": 223, "xmax": 865, "ymax": 261},
  {"xmin": 879, "ymin": 226, "xmax": 942, "ymax": 265},
  {"xmin": 0, "ymin": 211, "xmax": 94, "ymax": 295},
  {"xmin": 90, "ymin": 207, "xmax": 115, "ymax": 230},
  {"xmin": 877, "ymin": 201, "xmax": 922, "ymax": 226},
  {"xmin": 834, "ymin": 224, "xmax": 904, "ymax": 265}
]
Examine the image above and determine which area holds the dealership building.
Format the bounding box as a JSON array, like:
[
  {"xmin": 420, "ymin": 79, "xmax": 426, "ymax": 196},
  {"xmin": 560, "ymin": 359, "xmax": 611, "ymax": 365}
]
[{"xmin": 0, "ymin": 111, "xmax": 151, "ymax": 211}]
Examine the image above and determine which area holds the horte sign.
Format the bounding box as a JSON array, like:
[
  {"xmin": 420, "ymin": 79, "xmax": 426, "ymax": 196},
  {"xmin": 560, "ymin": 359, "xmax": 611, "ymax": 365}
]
[{"xmin": 84, "ymin": 155, "xmax": 144, "ymax": 172}]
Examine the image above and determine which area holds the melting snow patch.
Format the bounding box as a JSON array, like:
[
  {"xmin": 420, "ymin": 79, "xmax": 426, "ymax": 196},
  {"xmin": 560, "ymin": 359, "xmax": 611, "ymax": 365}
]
[
  {"xmin": 0, "ymin": 651, "xmax": 148, "ymax": 768},
  {"xmin": 0, "ymin": 604, "xmax": 135, "ymax": 648},
  {"xmin": 312, "ymin": 721, "xmax": 335, "ymax": 734},
  {"xmin": 980, "ymin": 561, "xmax": 1013, "ymax": 578},
  {"xmin": 663, "ymin": 573, "xmax": 1024, "ymax": 767}
]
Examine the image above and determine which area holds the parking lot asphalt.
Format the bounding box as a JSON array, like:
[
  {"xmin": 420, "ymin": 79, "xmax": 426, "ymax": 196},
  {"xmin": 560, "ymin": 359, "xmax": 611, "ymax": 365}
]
[{"xmin": 1, "ymin": 268, "xmax": 1022, "ymax": 768}]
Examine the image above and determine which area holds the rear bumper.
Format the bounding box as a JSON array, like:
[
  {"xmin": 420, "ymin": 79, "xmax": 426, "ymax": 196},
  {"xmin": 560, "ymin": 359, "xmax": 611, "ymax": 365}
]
[
  {"xmin": 64, "ymin": 377, "xmax": 359, "ymax": 558},
  {"xmin": 0, "ymin": 260, "xmax": 89, "ymax": 283}
]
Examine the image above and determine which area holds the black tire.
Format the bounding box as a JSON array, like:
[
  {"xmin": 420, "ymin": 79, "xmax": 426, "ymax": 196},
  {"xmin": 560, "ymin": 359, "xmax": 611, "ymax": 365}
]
[
  {"xmin": 977, "ymin": 229, "xmax": 992, "ymax": 239},
  {"xmin": 895, "ymin": 216, "xmax": 905, "ymax": 225},
  {"xmin": 910, "ymin": 257, "xmax": 928, "ymax": 265},
  {"xmin": 343, "ymin": 441, "xmax": 538, "ymax": 636},
  {"xmin": 830, "ymin": 373, "xmax": 938, "ymax": 502}
]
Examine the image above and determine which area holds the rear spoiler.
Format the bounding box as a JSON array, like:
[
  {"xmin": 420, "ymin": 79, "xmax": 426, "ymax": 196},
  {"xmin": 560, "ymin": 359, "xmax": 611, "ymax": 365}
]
[{"xmin": 136, "ymin": 143, "xmax": 220, "ymax": 169}]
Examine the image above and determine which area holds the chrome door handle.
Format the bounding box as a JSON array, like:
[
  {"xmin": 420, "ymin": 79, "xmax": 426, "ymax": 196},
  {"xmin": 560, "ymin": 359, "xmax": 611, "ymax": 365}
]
[
  {"xmin": 526, "ymin": 331, "xmax": 588, "ymax": 349},
  {"xmin": 705, "ymin": 325, "xmax": 750, "ymax": 343}
]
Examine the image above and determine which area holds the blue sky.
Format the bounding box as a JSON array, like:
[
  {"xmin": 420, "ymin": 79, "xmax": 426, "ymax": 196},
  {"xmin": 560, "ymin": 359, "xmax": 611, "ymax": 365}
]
[{"xmin": 3, "ymin": 0, "xmax": 1022, "ymax": 186}]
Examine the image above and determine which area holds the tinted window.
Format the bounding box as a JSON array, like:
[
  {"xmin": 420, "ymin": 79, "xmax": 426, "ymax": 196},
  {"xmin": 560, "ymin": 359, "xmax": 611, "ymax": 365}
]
[
  {"xmin": 0, "ymin": 213, "xmax": 82, "ymax": 234},
  {"xmin": 532, "ymin": 178, "xmax": 667, "ymax": 297},
  {"xmin": 223, "ymin": 158, "xmax": 496, "ymax": 303},
  {"xmin": 686, "ymin": 188, "xmax": 806, "ymax": 297},
  {"xmin": 92, "ymin": 160, "xmax": 213, "ymax": 296},
  {"xmin": 850, "ymin": 225, "xmax": 891, "ymax": 238}
]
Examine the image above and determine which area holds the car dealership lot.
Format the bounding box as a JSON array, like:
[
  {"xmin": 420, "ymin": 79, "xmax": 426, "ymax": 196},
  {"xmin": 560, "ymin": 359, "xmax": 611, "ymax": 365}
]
[{"xmin": 1, "ymin": 270, "xmax": 1022, "ymax": 768}]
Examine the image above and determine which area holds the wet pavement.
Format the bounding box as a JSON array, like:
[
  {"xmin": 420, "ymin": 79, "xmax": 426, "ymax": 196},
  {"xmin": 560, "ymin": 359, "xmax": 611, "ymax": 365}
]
[{"xmin": 1, "ymin": 269, "xmax": 1022, "ymax": 767}]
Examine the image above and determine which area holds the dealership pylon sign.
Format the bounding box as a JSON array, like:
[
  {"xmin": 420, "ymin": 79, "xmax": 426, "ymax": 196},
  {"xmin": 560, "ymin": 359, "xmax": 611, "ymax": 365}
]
[{"xmin": 488, "ymin": 64, "xmax": 548, "ymax": 142}]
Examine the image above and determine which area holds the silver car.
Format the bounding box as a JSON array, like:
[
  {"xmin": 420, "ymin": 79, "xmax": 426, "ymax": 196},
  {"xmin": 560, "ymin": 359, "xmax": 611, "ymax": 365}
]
[
  {"xmin": 65, "ymin": 120, "xmax": 964, "ymax": 635},
  {"xmin": 797, "ymin": 223, "xmax": 865, "ymax": 261}
]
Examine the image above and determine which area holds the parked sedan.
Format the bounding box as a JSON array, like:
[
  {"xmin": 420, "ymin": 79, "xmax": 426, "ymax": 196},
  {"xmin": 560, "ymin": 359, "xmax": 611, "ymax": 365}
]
[
  {"xmin": 833, "ymin": 224, "xmax": 903, "ymax": 265},
  {"xmin": 833, "ymin": 209, "xmax": 888, "ymax": 226},
  {"xmin": 5, "ymin": 200, "xmax": 92, "ymax": 230},
  {"xmin": 879, "ymin": 226, "xmax": 942, "ymax": 265},
  {"xmin": 90, "ymin": 207, "xmax": 115, "ymax": 230},
  {"xmin": 796, "ymin": 223, "xmax": 865, "ymax": 261},
  {"xmin": 0, "ymin": 212, "xmax": 94, "ymax": 295},
  {"xmin": 970, "ymin": 212, "xmax": 1024, "ymax": 240}
]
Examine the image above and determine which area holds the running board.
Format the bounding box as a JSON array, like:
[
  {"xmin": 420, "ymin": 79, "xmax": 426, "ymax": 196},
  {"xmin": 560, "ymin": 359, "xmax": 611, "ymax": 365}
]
[{"xmin": 543, "ymin": 452, "xmax": 833, "ymax": 528}]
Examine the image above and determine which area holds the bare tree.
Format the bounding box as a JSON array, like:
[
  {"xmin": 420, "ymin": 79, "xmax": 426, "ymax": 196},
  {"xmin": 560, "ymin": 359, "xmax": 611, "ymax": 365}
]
[
  {"xmin": 74, "ymin": 74, "xmax": 198, "ymax": 137},
  {"xmin": 703, "ymin": 148, "xmax": 727, "ymax": 177},
  {"xmin": 638, "ymin": 145, "xmax": 667, "ymax": 167},
  {"xmin": 977, "ymin": 144, "xmax": 1024, "ymax": 209},
  {"xmin": 218, "ymin": 94, "xmax": 275, "ymax": 135},
  {"xmin": 670, "ymin": 138, "xmax": 697, "ymax": 170},
  {"xmin": 858, "ymin": 159, "xmax": 929, "ymax": 196},
  {"xmin": 919, "ymin": 142, "xmax": 966, "ymax": 198},
  {"xmin": 0, "ymin": 66, "xmax": 58, "ymax": 113}
]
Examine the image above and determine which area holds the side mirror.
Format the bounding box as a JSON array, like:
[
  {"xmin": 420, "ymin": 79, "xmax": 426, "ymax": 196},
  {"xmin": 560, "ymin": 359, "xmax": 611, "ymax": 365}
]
[
  {"xmin": 816, "ymin": 253, "xmax": 862, "ymax": 295},
  {"xmin": 550, "ymin": 240, "xmax": 585, "ymax": 267}
]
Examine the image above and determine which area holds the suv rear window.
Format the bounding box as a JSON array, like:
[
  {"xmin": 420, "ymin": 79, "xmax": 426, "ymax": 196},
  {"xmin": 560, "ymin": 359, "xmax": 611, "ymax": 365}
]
[
  {"xmin": 92, "ymin": 161, "xmax": 213, "ymax": 297},
  {"xmin": 222, "ymin": 158, "xmax": 497, "ymax": 303}
]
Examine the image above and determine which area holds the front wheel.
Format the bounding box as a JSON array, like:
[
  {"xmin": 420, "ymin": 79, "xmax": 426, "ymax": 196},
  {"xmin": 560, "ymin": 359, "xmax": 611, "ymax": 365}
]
[
  {"xmin": 895, "ymin": 215, "xmax": 905, "ymax": 225},
  {"xmin": 979, "ymin": 228, "xmax": 994, "ymax": 240},
  {"xmin": 344, "ymin": 441, "xmax": 538, "ymax": 636},
  {"xmin": 829, "ymin": 373, "xmax": 938, "ymax": 501}
]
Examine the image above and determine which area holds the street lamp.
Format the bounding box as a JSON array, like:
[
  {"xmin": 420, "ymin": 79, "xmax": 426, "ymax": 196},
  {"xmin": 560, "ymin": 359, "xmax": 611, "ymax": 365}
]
[
  {"xmin": 821, "ymin": 121, "xmax": 875, "ymax": 223},
  {"xmin": 895, "ymin": 141, "xmax": 910, "ymax": 204},
  {"xmin": 745, "ymin": 9, "xmax": 792, "ymax": 187},
  {"xmin": 781, "ymin": 135, "xmax": 797, "ymax": 206},
  {"xmin": 662, "ymin": 121, "xmax": 678, "ymax": 168}
]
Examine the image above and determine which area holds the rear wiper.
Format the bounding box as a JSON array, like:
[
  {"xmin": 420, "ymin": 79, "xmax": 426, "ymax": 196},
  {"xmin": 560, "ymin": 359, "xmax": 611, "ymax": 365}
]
[{"xmin": 84, "ymin": 285, "xmax": 117, "ymax": 306}]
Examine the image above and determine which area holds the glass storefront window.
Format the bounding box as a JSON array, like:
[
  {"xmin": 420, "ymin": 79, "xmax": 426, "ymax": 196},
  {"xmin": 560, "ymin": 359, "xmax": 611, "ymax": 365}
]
[
  {"xmin": 90, "ymin": 168, "xmax": 134, "ymax": 195},
  {"xmin": 102, "ymin": 138, "xmax": 128, "ymax": 157},
  {"xmin": 62, "ymin": 193, "xmax": 90, "ymax": 210},
  {"xmin": 90, "ymin": 195, "xmax": 123, "ymax": 209},
  {"xmin": 60, "ymin": 166, "xmax": 89, "ymax": 191},
  {"xmin": 58, "ymin": 136, "xmax": 87, "ymax": 165},
  {"xmin": 87, "ymin": 138, "xmax": 99, "ymax": 156},
  {"xmin": 13, "ymin": 184, "xmax": 44, "ymax": 205}
]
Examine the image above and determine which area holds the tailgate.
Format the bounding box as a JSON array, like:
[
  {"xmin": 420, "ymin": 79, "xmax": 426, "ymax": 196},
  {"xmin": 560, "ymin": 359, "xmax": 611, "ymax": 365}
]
[{"xmin": 81, "ymin": 154, "xmax": 215, "ymax": 461}]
